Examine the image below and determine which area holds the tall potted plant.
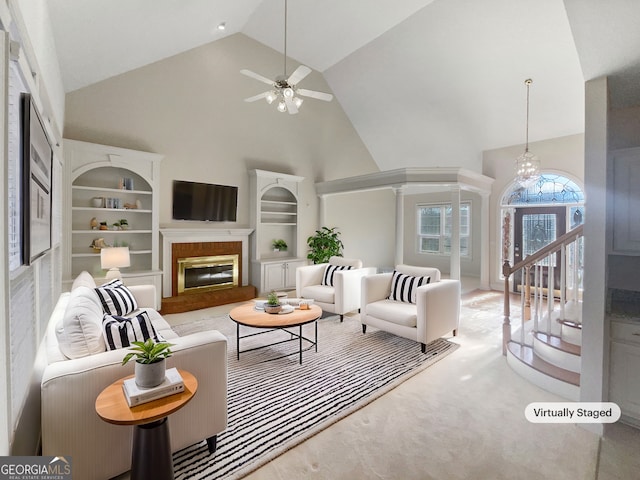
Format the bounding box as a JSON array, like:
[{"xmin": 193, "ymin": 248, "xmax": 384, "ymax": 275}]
[
  {"xmin": 306, "ymin": 227, "xmax": 344, "ymax": 264},
  {"xmin": 122, "ymin": 338, "xmax": 174, "ymax": 388}
]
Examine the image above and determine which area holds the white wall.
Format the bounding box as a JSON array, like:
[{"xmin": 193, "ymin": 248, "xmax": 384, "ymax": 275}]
[
  {"xmin": 63, "ymin": 33, "xmax": 381, "ymax": 272},
  {"xmin": 323, "ymin": 189, "xmax": 396, "ymax": 269},
  {"xmin": 580, "ymin": 77, "xmax": 609, "ymax": 436},
  {"xmin": 482, "ymin": 133, "xmax": 585, "ymax": 289},
  {"xmin": 1, "ymin": 0, "xmax": 65, "ymax": 455}
]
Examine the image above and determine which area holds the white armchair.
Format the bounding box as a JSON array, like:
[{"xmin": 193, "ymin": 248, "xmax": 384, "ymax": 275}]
[
  {"xmin": 296, "ymin": 256, "xmax": 377, "ymax": 321},
  {"xmin": 361, "ymin": 265, "xmax": 460, "ymax": 352}
]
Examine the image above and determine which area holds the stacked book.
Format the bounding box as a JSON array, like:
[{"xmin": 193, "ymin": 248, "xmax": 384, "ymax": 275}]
[{"xmin": 122, "ymin": 367, "xmax": 184, "ymax": 407}]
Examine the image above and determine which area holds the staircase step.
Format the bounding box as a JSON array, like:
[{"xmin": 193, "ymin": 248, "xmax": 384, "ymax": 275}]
[
  {"xmin": 532, "ymin": 332, "xmax": 581, "ymax": 373},
  {"xmin": 560, "ymin": 320, "xmax": 582, "ymax": 346},
  {"xmin": 533, "ymin": 332, "xmax": 581, "ymax": 355},
  {"xmin": 506, "ymin": 342, "xmax": 580, "ymax": 401}
]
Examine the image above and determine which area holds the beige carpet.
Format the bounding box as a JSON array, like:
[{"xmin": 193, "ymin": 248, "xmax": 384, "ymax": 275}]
[{"xmin": 158, "ymin": 291, "xmax": 620, "ymax": 479}]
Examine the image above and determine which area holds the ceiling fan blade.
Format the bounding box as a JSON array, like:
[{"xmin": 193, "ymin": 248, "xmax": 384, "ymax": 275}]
[
  {"xmin": 244, "ymin": 92, "xmax": 269, "ymax": 103},
  {"xmin": 284, "ymin": 96, "xmax": 298, "ymax": 115},
  {"xmin": 297, "ymin": 88, "xmax": 333, "ymax": 102},
  {"xmin": 240, "ymin": 69, "xmax": 275, "ymax": 86},
  {"xmin": 287, "ymin": 65, "xmax": 311, "ymax": 86}
]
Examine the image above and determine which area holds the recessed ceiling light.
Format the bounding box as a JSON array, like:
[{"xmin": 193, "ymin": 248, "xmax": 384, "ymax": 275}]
[{"xmin": 217, "ymin": 22, "xmax": 226, "ymax": 31}]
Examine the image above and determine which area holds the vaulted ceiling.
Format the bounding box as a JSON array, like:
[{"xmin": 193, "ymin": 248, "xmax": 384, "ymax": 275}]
[{"xmin": 48, "ymin": 0, "xmax": 640, "ymax": 172}]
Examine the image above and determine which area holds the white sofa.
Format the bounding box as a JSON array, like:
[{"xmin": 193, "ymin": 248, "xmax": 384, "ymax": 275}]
[
  {"xmin": 41, "ymin": 273, "xmax": 228, "ymax": 480},
  {"xmin": 296, "ymin": 256, "xmax": 377, "ymax": 321},
  {"xmin": 361, "ymin": 265, "xmax": 460, "ymax": 352}
]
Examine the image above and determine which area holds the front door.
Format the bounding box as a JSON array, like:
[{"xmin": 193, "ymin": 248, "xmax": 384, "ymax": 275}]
[{"xmin": 513, "ymin": 206, "xmax": 566, "ymax": 294}]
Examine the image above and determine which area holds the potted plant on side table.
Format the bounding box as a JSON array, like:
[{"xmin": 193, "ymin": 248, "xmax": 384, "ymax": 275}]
[{"xmin": 122, "ymin": 338, "xmax": 174, "ymax": 388}]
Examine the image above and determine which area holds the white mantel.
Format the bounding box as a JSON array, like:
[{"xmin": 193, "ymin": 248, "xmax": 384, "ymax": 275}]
[{"xmin": 160, "ymin": 228, "xmax": 253, "ymax": 298}]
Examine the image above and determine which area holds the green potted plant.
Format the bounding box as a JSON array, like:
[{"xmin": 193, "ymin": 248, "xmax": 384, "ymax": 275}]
[
  {"xmin": 306, "ymin": 227, "xmax": 344, "ymax": 264},
  {"xmin": 272, "ymin": 239, "xmax": 288, "ymax": 252},
  {"xmin": 264, "ymin": 291, "xmax": 282, "ymax": 314},
  {"xmin": 119, "ymin": 218, "xmax": 129, "ymax": 230},
  {"xmin": 122, "ymin": 338, "xmax": 174, "ymax": 388}
]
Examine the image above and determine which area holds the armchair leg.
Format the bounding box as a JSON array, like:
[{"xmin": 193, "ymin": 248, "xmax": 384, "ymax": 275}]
[
  {"xmin": 421, "ymin": 343, "xmax": 426, "ymax": 354},
  {"xmin": 207, "ymin": 435, "xmax": 218, "ymax": 454},
  {"xmin": 340, "ymin": 314, "xmax": 344, "ymax": 322},
  {"xmin": 362, "ymin": 325, "xmax": 367, "ymax": 334},
  {"xmin": 453, "ymin": 329, "xmax": 457, "ymax": 337}
]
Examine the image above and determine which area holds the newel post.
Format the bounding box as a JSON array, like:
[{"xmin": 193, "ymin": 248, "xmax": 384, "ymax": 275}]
[{"xmin": 502, "ymin": 211, "xmax": 512, "ymax": 355}]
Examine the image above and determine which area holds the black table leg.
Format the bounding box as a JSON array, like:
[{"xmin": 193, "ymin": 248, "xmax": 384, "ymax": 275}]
[
  {"xmin": 299, "ymin": 325, "xmax": 303, "ymax": 364},
  {"xmin": 237, "ymin": 323, "xmax": 240, "ymax": 360},
  {"xmin": 131, "ymin": 417, "xmax": 173, "ymax": 480}
]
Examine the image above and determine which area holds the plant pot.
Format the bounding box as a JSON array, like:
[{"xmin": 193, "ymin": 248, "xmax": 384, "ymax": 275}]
[
  {"xmin": 264, "ymin": 304, "xmax": 282, "ymax": 314},
  {"xmin": 134, "ymin": 358, "xmax": 166, "ymax": 388}
]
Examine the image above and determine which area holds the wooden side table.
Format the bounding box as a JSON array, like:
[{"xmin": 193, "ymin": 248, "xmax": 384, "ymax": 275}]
[{"xmin": 95, "ymin": 369, "xmax": 197, "ymax": 480}]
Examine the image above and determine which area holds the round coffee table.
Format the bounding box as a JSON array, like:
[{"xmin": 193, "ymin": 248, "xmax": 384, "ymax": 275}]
[{"xmin": 229, "ymin": 303, "xmax": 322, "ymax": 364}]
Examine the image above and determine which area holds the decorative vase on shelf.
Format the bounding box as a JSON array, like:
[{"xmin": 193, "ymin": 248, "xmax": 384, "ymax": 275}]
[{"xmin": 91, "ymin": 197, "xmax": 103, "ymax": 208}]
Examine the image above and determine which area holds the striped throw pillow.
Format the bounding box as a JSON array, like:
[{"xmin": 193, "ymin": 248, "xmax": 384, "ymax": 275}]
[
  {"xmin": 388, "ymin": 271, "xmax": 431, "ymax": 304},
  {"xmin": 321, "ymin": 264, "xmax": 353, "ymax": 287},
  {"xmin": 95, "ymin": 279, "xmax": 138, "ymax": 316},
  {"xmin": 102, "ymin": 311, "xmax": 164, "ymax": 351}
]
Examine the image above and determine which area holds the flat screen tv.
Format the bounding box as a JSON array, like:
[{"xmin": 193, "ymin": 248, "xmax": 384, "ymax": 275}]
[{"xmin": 172, "ymin": 180, "xmax": 238, "ymax": 222}]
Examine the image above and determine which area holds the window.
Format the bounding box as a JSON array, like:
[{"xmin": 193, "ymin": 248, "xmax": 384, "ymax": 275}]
[{"xmin": 417, "ymin": 203, "xmax": 470, "ymax": 256}]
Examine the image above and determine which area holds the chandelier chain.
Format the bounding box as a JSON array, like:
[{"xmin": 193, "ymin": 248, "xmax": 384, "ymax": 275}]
[{"xmin": 524, "ymin": 78, "xmax": 532, "ymax": 152}]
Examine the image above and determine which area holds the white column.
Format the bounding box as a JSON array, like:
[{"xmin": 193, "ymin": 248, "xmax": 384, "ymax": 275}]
[
  {"xmin": 450, "ymin": 186, "xmax": 461, "ymax": 280},
  {"xmin": 318, "ymin": 194, "xmax": 327, "ymax": 227},
  {"xmin": 393, "ymin": 186, "xmax": 405, "ymax": 266},
  {"xmin": 480, "ymin": 192, "xmax": 491, "ymax": 290}
]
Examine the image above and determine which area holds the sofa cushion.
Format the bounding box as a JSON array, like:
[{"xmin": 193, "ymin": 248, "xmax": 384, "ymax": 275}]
[
  {"xmin": 56, "ymin": 286, "xmax": 106, "ymax": 359},
  {"xmin": 300, "ymin": 284, "xmax": 335, "ymax": 304},
  {"xmin": 102, "ymin": 311, "xmax": 164, "ymax": 350},
  {"xmin": 321, "ymin": 264, "xmax": 353, "ymax": 286},
  {"xmin": 366, "ymin": 299, "xmax": 418, "ymax": 328},
  {"xmin": 388, "ymin": 271, "xmax": 430, "ymax": 304},
  {"xmin": 95, "ymin": 279, "xmax": 138, "ymax": 316},
  {"xmin": 72, "ymin": 271, "xmax": 96, "ymax": 290}
]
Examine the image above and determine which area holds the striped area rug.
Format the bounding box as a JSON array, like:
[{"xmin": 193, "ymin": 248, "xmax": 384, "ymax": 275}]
[{"xmin": 172, "ymin": 314, "xmax": 459, "ymax": 479}]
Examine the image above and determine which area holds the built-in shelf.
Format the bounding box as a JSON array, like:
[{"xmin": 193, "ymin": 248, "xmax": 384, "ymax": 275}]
[
  {"xmin": 72, "ymin": 185, "xmax": 152, "ymax": 195},
  {"xmin": 72, "ymin": 207, "xmax": 153, "ymax": 213},
  {"xmin": 64, "ymin": 139, "xmax": 163, "ymax": 295},
  {"xmin": 250, "ymin": 169, "xmax": 307, "ymax": 294},
  {"xmin": 72, "ymin": 230, "xmax": 153, "ymax": 234}
]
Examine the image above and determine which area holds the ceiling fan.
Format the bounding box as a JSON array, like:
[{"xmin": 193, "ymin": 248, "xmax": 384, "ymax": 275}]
[{"xmin": 241, "ymin": 0, "xmax": 333, "ymax": 114}]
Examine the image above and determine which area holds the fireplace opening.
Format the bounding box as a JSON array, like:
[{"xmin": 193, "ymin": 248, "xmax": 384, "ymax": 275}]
[{"xmin": 177, "ymin": 254, "xmax": 239, "ymax": 294}]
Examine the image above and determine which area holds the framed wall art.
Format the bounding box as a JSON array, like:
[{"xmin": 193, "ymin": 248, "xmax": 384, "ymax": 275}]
[{"xmin": 21, "ymin": 93, "xmax": 53, "ymax": 264}]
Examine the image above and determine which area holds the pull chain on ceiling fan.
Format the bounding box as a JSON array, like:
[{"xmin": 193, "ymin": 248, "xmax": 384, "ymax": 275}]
[{"xmin": 241, "ymin": 0, "xmax": 333, "ymax": 114}]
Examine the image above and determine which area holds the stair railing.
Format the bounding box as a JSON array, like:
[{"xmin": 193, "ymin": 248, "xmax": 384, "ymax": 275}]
[{"xmin": 502, "ymin": 217, "xmax": 584, "ymax": 355}]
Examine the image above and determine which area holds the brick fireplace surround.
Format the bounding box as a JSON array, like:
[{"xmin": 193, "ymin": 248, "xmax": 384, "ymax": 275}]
[{"xmin": 160, "ymin": 228, "xmax": 256, "ymax": 313}]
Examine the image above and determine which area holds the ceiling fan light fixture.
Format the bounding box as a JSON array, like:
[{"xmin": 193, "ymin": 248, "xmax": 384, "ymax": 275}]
[
  {"xmin": 266, "ymin": 91, "xmax": 277, "ymax": 104},
  {"xmin": 240, "ymin": 0, "xmax": 333, "ymax": 115}
]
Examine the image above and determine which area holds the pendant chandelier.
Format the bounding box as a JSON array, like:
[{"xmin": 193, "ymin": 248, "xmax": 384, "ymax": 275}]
[{"xmin": 515, "ymin": 78, "xmax": 540, "ymax": 187}]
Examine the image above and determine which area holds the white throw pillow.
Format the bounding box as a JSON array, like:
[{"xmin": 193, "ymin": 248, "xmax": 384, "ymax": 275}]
[
  {"xmin": 56, "ymin": 286, "xmax": 106, "ymax": 359},
  {"xmin": 71, "ymin": 270, "xmax": 97, "ymax": 290},
  {"xmin": 388, "ymin": 271, "xmax": 431, "ymax": 304}
]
